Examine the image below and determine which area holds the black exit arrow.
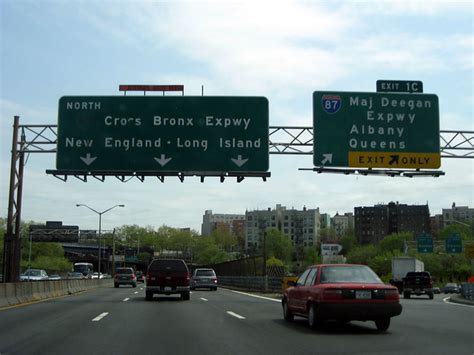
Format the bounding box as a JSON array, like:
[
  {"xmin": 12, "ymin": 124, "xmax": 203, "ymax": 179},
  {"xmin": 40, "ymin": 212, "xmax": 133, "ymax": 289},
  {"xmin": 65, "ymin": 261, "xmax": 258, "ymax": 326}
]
[{"xmin": 389, "ymin": 155, "xmax": 400, "ymax": 165}]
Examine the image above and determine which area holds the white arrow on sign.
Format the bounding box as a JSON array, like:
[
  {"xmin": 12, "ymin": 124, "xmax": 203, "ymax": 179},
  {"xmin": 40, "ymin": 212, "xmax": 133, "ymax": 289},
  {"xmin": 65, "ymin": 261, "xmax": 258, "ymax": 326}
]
[
  {"xmin": 154, "ymin": 154, "xmax": 172, "ymax": 167},
  {"xmin": 321, "ymin": 153, "xmax": 332, "ymax": 165},
  {"xmin": 80, "ymin": 153, "xmax": 97, "ymax": 166},
  {"xmin": 231, "ymin": 155, "xmax": 248, "ymax": 167}
]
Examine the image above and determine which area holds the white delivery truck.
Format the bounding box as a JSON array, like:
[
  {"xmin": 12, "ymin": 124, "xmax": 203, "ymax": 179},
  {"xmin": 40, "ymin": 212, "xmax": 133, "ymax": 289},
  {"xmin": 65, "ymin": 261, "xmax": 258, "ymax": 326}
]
[{"xmin": 390, "ymin": 257, "xmax": 424, "ymax": 293}]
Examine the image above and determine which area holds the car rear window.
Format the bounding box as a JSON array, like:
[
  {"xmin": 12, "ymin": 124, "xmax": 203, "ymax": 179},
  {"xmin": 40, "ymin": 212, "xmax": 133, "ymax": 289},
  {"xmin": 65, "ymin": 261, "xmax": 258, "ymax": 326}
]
[
  {"xmin": 320, "ymin": 266, "xmax": 383, "ymax": 284},
  {"xmin": 195, "ymin": 270, "xmax": 215, "ymax": 277},
  {"xmin": 148, "ymin": 259, "xmax": 188, "ymax": 272},
  {"xmin": 116, "ymin": 268, "xmax": 133, "ymax": 274}
]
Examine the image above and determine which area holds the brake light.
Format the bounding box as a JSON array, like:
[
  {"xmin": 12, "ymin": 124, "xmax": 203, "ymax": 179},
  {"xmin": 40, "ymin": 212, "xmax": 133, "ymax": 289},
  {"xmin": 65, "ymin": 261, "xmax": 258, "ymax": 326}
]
[
  {"xmin": 384, "ymin": 289, "xmax": 400, "ymax": 300},
  {"xmin": 132, "ymin": 274, "xmax": 136, "ymax": 280},
  {"xmin": 322, "ymin": 289, "xmax": 343, "ymax": 301},
  {"xmin": 187, "ymin": 273, "xmax": 190, "ymax": 281},
  {"xmin": 213, "ymin": 278, "xmax": 218, "ymax": 284},
  {"xmin": 146, "ymin": 273, "xmax": 150, "ymax": 281}
]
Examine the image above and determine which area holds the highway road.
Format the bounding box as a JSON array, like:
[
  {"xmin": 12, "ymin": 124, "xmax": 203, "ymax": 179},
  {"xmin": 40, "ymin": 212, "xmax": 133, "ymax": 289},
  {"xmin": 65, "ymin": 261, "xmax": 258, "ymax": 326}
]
[{"xmin": 0, "ymin": 286, "xmax": 473, "ymax": 355}]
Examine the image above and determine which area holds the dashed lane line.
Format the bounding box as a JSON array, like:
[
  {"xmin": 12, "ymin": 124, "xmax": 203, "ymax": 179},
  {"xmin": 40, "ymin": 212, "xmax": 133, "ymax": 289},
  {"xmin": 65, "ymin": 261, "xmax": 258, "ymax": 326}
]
[
  {"xmin": 92, "ymin": 312, "xmax": 109, "ymax": 322},
  {"xmin": 123, "ymin": 298, "xmax": 130, "ymax": 302},
  {"xmin": 227, "ymin": 311, "xmax": 246, "ymax": 320},
  {"xmin": 200, "ymin": 298, "xmax": 208, "ymax": 302}
]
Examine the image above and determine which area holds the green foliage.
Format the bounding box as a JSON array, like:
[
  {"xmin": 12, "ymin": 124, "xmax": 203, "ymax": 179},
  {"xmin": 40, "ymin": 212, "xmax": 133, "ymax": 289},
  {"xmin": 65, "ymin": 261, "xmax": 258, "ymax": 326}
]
[
  {"xmin": 22, "ymin": 256, "xmax": 71, "ymax": 272},
  {"xmin": 439, "ymin": 224, "xmax": 472, "ymax": 240},
  {"xmin": 303, "ymin": 247, "xmax": 320, "ymax": 266},
  {"xmin": 378, "ymin": 233, "xmax": 412, "ymax": 253},
  {"xmin": 340, "ymin": 234, "xmax": 357, "ymax": 254},
  {"xmin": 266, "ymin": 256, "xmax": 284, "ymax": 267},
  {"xmin": 193, "ymin": 236, "xmax": 228, "ymax": 264},
  {"xmin": 265, "ymin": 228, "xmax": 293, "ymax": 263}
]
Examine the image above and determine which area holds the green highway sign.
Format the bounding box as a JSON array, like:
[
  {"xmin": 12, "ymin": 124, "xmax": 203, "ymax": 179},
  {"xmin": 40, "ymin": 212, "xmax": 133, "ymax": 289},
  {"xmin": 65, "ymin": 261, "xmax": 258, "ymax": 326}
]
[
  {"xmin": 417, "ymin": 235, "xmax": 434, "ymax": 253},
  {"xmin": 445, "ymin": 233, "xmax": 463, "ymax": 253},
  {"xmin": 376, "ymin": 80, "xmax": 423, "ymax": 93},
  {"xmin": 57, "ymin": 96, "xmax": 269, "ymax": 172},
  {"xmin": 313, "ymin": 91, "xmax": 440, "ymax": 169}
]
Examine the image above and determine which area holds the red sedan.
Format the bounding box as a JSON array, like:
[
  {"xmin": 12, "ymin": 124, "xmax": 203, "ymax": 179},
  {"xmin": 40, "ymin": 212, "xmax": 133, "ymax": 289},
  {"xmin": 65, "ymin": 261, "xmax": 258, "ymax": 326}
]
[{"xmin": 282, "ymin": 264, "xmax": 402, "ymax": 331}]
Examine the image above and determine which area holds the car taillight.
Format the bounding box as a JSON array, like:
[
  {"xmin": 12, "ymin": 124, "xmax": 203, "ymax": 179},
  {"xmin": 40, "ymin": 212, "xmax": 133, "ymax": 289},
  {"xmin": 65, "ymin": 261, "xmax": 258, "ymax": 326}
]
[
  {"xmin": 187, "ymin": 273, "xmax": 190, "ymax": 281},
  {"xmin": 384, "ymin": 289, "xmax": 400, "ymax": 300},
  {"xmin": 322, "ymin": 289, "xmax": 343, "ymax": 300},
  {"xmin": 132, "ymin": 275, "xmax": 136, "ymax": 280},
  {"xmin": 212, "ymin": 277, "xmax": 218, "ymax": 284},
  {"xmin": 146, "ymin": 273, "xmax": 150, "ymax": 281}
]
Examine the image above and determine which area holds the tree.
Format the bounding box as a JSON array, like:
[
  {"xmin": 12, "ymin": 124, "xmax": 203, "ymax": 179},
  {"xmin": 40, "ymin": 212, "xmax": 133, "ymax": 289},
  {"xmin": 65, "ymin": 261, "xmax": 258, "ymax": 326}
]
[
  {"xmin": 211, "ymin": 227, "xmax": 237, "ymax": 252},
  {"xmin": 264, "ymin": 228, "xmax": 293, "ymax": 263},
  {"xmin": 439, "ymin": 224, "xmax": 472, "ymax": 240},
  {"xmin": 378, "ymin": 232, "xmax": 413, "ymax": 253},
  {"xmin": 340, "ymin": 234, "xmax": 358, "ymax": 255}
]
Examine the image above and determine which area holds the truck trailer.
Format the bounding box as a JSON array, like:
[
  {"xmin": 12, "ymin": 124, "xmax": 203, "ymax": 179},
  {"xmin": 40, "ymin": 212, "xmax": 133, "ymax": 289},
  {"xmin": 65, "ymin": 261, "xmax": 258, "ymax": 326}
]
[{"xmin": 390, "ymin": 257, "xmax": 424, "ymax": 293}]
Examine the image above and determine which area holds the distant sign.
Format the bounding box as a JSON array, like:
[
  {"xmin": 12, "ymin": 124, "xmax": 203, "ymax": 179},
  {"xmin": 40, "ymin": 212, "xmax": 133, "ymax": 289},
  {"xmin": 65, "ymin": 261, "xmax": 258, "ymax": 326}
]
[
  {"xmin": 417, "ymin": 234, "xmax": 434, "ymax": 253},
  {"xmin": 313, "ymin": 91, "xmax": 440, "ymax": 169},
  {"xmin": 464, "ymin": 245, "xmax": 474, "ymax": 259},
  {"xmin": 29, "ymin": 222, "xmax": 79, "ymax": 242},
  {"xmin": 57, "ymin": 96, "xmax": 269, "ymax": 172},
  {"xmin": 376, "ymin": 80, "xmax": 423, "ymax": 93},
  {"xmin": 321, "ymin": 243, "xmax": 342, "ymax": 256},
  {"xmin": 445, "ymin": 233, "xmax": 463, "ymax": 253}
]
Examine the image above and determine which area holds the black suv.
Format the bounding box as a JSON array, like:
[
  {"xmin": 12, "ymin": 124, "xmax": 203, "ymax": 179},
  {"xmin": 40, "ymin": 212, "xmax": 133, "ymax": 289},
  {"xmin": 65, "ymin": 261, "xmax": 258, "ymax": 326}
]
[{"xmin": 145, "ymin": 259, "xmax": 190, "ymax": 301}]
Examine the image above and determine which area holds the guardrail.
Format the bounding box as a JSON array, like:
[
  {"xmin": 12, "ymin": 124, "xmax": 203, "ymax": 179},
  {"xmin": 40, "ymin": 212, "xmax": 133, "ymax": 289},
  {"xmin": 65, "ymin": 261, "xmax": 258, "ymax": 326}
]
[
  {"xmin": 218, "ymin": 276, "xmax": 284, "ymax": 293},
  {"xmin": 0, "ymin": 279, "xmax": 113, "ymax": 308}
]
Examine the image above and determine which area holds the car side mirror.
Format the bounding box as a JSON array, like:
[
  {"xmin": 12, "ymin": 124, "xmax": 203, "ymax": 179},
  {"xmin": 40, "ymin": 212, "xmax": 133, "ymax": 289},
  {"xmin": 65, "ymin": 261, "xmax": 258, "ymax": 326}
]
[{"xmin": 287, "ymin": 281, "xmax": 297, "ymax": 287}]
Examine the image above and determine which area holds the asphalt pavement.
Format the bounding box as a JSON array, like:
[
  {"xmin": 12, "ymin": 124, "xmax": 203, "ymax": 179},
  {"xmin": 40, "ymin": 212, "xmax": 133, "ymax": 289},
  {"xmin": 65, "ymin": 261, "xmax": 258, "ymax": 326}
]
[{"xmin": 0, "ymin": 285, "xmax": 473, "ymax": 355}]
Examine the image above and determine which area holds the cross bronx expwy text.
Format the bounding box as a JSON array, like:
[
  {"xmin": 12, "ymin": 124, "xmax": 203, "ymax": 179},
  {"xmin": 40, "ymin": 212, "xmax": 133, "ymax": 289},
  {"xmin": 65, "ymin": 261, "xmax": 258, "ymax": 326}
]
[{"xmin": 101, "ymin": 115, "xmax": 252, "ymax": 130}]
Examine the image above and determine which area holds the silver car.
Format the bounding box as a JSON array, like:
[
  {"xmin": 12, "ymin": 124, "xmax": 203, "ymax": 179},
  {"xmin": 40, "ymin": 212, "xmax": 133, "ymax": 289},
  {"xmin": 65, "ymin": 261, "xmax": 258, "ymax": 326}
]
[
  {"xmin": 190, "ymin": 268, "xmax": 218, "ymax": 291},
  {"xmin": 20, "ymin": 269, "xmax": 49, "ymax": 281}
]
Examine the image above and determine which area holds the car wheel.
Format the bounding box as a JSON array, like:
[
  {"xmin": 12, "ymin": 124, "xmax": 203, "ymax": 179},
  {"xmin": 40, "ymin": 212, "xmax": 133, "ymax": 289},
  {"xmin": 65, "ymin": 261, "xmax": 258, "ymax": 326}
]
[
  {"xmin": 181, "ymin": 291, "xmax": 190, "ymax": 300},
  {"xmin": 145, "ymin": 292, "xmax": 153, "ymax": 301},
  {"xmin": 213, "ymin": 287, "xmax": 217, "ymax": 291},
  {"xmin": 375, "ymin": 318, "xmax": 391, "ymax": 331},
  {"xmin": 403, "ymin": 291, "xmax": 411, "ymax": 299},
  {"xmin": 283, "ymin": 301, "xmax": 294, "ymax": 322},
  {"xmin": 114, "ymin": 283, "xmax": 118, "ymax": 288},
  {"xmin": 307, "ymin": 304, "xmax": 320, "ymax": 328},
  {"xmin": 428, "ymin": 292, "xmax": 434, "ymax": 300},
  {"xmin": 190, "ymin": 287, "xmax": 195, "ymax": 291},
  {"xmin": 133, "ymin": 283, "xmax": 137, "ymax": 288}
]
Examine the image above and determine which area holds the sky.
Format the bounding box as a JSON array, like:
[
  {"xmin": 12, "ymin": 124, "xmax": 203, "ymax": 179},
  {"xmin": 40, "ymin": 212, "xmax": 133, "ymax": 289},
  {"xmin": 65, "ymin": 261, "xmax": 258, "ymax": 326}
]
[{"xmin": 1, "ymin": 0, "xmax": 473, "ymax": 233}]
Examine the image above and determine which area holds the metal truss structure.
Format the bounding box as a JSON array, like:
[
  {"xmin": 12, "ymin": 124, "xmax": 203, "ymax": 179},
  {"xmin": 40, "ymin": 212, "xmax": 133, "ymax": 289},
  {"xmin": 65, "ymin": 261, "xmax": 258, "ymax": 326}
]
[{"xmin": 2, "ymin": 119, "xmax": 474, "ymax": 282}]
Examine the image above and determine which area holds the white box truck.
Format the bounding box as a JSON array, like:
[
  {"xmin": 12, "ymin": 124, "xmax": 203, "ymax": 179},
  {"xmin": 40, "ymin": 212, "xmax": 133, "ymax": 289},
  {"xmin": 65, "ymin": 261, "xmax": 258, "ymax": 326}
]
[{"xmin": 390, "ymin": 257, "xmax": 424, "ymax": 293}]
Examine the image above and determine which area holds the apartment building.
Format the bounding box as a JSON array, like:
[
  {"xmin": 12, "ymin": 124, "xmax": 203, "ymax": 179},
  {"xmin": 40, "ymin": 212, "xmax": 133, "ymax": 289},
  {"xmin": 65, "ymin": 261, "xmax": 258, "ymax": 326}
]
[
  {"xmin": 245, "ymin": 204, "xmax": 320, "ymax": 252},
  {"xmin": 201, "ymin": 210, "xmax": 246, "ymax": 236}
]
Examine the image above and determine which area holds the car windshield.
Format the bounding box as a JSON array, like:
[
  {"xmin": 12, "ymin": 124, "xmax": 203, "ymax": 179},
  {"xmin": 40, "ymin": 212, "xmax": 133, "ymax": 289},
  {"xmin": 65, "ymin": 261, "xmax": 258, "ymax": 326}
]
[
  {"xmin": 116, "ymin": 269, "xmax": 133, "ymax": 274},
  {"xmin": 24, "ymin": 270, "xmax": 41, "ymax": 276},
  {"xmin": 149, "ymin": 260, "xmax": 187, "ymax": 272},
  {"xmin": 320, "ymin": 266, "xmax": 383, "ymax": 284},
  {"xmin": 195, "ymin": 270, "xmax": 215, "ymax": 277},
  {"xmin": 446, "ymin": 283, "xmax": 457, "ymax": 287}
]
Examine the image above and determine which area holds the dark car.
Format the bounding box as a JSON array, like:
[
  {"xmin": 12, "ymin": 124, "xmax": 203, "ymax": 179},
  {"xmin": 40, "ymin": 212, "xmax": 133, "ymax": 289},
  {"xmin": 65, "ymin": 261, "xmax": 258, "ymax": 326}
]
[
  {"xmin": 145, "ymin": 259, "xmax": 190, "ymax": 301},
  {"xmin": 190, "ymin": 268, "xmax": 218, "ymax": 291},
  {"xmin": 114, "ymin": 267, "xmax": 137, "ymax": 288},
  {"xmin": 282, "ymin": 264, "xmax": 402, "ymax": 331},
  {"xmin": 136, "ymin": 271, "xmax": 145, "ymax": 283},
  {"xmin": 443, "ymin": 283, "xmax": 459, "ymax": 294}
]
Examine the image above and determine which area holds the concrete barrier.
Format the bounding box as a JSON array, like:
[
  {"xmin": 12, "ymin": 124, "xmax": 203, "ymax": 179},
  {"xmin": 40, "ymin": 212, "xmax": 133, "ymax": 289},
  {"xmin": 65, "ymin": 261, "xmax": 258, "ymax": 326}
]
[
  {"xmin": 0, "ymin": 279, "xmax": 114, "ymax": 309},
  {"xmin": 5, "ymin": 282, "xmax": 18, "ymax": 306}
]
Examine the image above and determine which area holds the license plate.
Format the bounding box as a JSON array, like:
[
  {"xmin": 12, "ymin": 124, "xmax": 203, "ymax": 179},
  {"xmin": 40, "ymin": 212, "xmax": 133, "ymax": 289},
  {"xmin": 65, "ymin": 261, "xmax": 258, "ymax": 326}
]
[
  {"xmin": 151, "ymin": 277, "xmax": 156, "ymax": 280},
  {"xmin": 355, "ymin": 290, "xmax": 372, "ymax": 299},
  {"xmin": 164, "ymin": 286, "xmax": 172, "ymax": 291}
]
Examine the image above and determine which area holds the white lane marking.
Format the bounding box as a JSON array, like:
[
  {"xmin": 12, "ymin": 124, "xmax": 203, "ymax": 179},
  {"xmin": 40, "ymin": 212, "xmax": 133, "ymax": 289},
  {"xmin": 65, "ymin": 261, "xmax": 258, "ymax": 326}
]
[
  {"xmin": 443, "ymin": 297, "xmax": 474, "ymax": 308},
  {"xmin": 230, "ymin": 290, "xmax": 281, "ymax": 303},
  {"xmin": 140, "ymin": 288, "xmax": 143, "ymax": 290},
  {"xmin": 134, "ymin": 291, "xmax": 138, "ymax": 294},
  {"xmin": 227, "ymin": 311, "xmax": 246, "ymax": 320},
  {"xmin": 200, "ymin": 298, "xmax": 208, "ymax": 302},
  {"xmin": 92, "ymin": 312, "xmax": 109, "ymax": 322},
  {"xmin": 123, "ymin": 298, "xmax": 130, "ymax": 302}
]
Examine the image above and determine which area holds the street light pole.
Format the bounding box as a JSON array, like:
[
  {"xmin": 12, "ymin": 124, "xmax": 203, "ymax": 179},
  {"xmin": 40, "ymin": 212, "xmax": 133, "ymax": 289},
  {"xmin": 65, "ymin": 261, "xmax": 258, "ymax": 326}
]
[{"xmin": 76, "ymin": 204, "xmax": 124, "ymax": 277}]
